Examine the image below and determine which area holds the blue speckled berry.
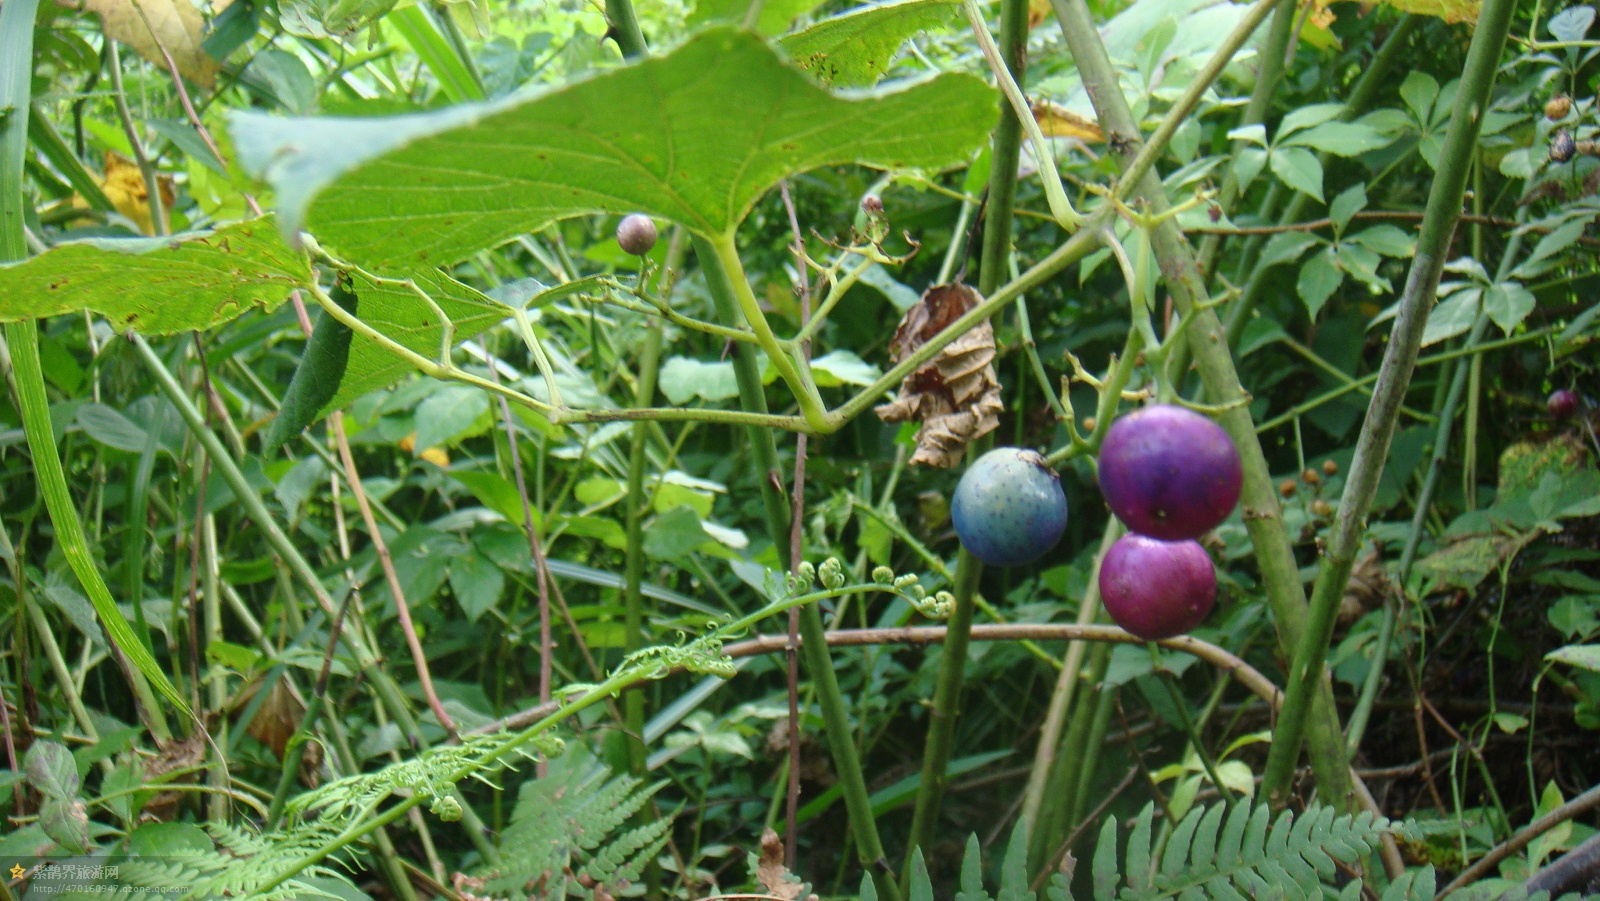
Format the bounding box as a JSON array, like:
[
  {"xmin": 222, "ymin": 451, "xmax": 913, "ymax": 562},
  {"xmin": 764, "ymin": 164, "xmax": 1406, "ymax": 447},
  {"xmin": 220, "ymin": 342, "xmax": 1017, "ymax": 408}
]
[{"xmin": 952, "ymin": 448, "xmax": 1069, "ymax": 567}]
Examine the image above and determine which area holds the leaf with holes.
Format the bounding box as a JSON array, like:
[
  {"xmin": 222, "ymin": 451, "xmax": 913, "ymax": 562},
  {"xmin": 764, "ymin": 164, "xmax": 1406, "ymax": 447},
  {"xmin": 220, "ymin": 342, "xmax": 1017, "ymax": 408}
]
[
  {"xmin": 779, "ymin": 0, "xmax": 960, "ymax": 87},
  {"xmin": 0, "ymin": 221, "xmax": 305, "ymax": 332}
]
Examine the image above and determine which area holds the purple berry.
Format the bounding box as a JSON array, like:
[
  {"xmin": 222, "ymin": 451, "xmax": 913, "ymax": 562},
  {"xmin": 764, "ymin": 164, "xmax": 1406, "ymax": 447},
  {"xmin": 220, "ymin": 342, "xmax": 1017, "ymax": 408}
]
[
  {"xmin": 616, "ymin": 214, "xmax": 658, "ymax": 256},
  {"xmin": 1099, "ymin": 534, "xmax": 1217, "ymax": 640},
  {"xmin": 951, "ymin": 448, "xmax": 1069, "ymax": 567},
  {"xmin": 1097, "ymin": 404, "xmax": 1242, "ymax": 540},
  {"xmin": 1549, "ymin": 388, "xmax": 1580, "ymax": 419}
]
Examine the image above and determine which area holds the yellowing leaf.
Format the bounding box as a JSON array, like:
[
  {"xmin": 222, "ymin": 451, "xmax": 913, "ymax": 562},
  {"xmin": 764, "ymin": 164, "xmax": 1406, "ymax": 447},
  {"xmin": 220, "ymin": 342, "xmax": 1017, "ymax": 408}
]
[
  {"xmin": 1028, "ymin": 0, "xmax": 1050, "ymax": 29},
  {"xmin": 1360, "ymin": 0, "xmax": 1479, "ymax": 26},
  {"xmin": 398, "ymin": 432, "xmax": 450, "ymax": 467},
  {"xmin": 90, "ymin": 151, "xmax": 176, "ymax": 235},
  {"xmin": 1297, "ymin": 0, "xmax": 1341, "ymax": 49},
  {"xmin": 84, "ymin": 0, "xmax": 220, "ymax": 88},
  {"xmin": 1030, "ymin": 100, "xmax": 1104, "ymax": 143}
]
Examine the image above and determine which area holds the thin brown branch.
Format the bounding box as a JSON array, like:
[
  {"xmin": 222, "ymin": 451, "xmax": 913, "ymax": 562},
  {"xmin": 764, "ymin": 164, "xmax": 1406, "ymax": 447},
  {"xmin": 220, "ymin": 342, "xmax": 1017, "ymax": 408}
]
[
  {"xmin": 1190, "ymin": 210, "xmax": 1600, "ymax": 248},
  {"xmin": 332, "ymin": 411, "xmax": 458, "ymax": 742},
  {"xmin": 485, "ymin": 359, "xmax": 553, "ymax": 776},
  {"xmin": 1437, "ymin": 781, "xmax": 1600, "ymax": 898}
]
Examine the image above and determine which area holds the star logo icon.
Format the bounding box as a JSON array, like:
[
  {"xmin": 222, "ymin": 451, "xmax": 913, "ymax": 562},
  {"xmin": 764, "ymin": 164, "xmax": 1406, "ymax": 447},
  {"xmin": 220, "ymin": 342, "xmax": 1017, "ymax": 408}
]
[{"xmin": 8, "ymin": 863, "xmax": 25, "ymax": 879}]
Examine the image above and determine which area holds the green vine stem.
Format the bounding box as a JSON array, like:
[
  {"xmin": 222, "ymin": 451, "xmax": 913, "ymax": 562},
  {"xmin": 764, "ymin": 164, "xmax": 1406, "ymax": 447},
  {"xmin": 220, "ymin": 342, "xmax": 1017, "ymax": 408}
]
[
  {"xmin": 624, "ymin": 319, "xmax": 665, "ymax": 778},
  {"xmin": 904, "ymin": 0, "xmax": 1028, "ymax": 862},
  {"xmin": 1018, "ymin": 521, "xmax": 1121, "ymax": 841},
  {"xmin": 203, "ymin": 515, "xmax": 228, "ymax": 822},
  {"xmin": 1344, "ymin": 212, "xmax": 1528, "ymax": 754},
  {"xmin": 707, "ymin": 232, "xmax": 830, "ymax": 431},
  {"xmin": 1259, "ymin": 0, "xmax": 1517, "ymax": 807},
  {"xmin": 959, "ymin": 0, "xmax": 1082, "ymax": 231},
  {"xmin": 693, "ymin": 232, "xmax": 900, "ymax": 900},
  {"xmin": 1047, "ymin": 0, "xmax": 1360, "ymax": 811}
]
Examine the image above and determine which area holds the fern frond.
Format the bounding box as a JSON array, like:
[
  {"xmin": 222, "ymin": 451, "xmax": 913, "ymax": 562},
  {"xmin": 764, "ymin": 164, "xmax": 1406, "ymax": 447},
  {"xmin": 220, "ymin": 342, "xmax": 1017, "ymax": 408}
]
[
  {"xmin": 957, "ymin": 834, "xmax": 994, "ymax": 901},
  {"xmin": 480, "ymin": 765, "xmax": 674, "ymax": 901},
  {"xmin": 945, "ymin": 802, "xmax": 1392, "ymax": 901}
]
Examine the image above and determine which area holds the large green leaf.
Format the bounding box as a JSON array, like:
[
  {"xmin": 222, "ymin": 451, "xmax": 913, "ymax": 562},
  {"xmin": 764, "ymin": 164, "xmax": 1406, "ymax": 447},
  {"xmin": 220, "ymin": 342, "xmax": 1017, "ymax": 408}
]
[
  {"xmin": 689, "ymin": 0, "xmax": 824, "ymax": 35},
  {"xmin": 328, "ymin": 268, "xmax": 512, "ymax": 411},
  {"xmin": 0, "ymin": 220, "xmax": 306, "ymax": 332},
  {"xmin": 778, "ymin": 0, "xmax": 960, "ymax": 87},
  {"xmin": 230, "ymin": 27, "xmax": 997, "ymax": 266}
]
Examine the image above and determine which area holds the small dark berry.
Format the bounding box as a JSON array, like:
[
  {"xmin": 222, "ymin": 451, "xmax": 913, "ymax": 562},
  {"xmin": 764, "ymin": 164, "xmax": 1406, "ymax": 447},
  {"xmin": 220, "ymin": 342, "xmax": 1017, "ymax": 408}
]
[
  {"xmin": 1546, "ymin": 95, "xmax": 1572, "ymax": 121},
  {"xmin": 1301, "ymin": 468, "xmax": 1322, "ymax": 486},
  {"xmin": 1279, "ymin": 479, "xmax": 1298, "ymax": 498},
  {"xmin": 861, "ymin": 195, "xmax": 884, "ymax": 216},
  {"xmin": 616, "ymin": 214, "xmax": 658, "ymax": 256},
  {"xmin": 1322, "ymin": 459, "xmax": 1339, "ymax": 477},
  {"xmin": 1551, "ymin": 130, "xmax": 1577, "ymax": 163},
  {"xmin": 1549, "ymin": 388, "xmax": 1580, "ymax": 419}
]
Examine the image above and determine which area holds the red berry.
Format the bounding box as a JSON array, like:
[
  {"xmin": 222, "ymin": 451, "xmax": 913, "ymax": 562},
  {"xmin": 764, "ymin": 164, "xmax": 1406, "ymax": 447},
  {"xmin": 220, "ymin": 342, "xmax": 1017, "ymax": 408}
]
[
  {"xmin": 1549, "ymin": 388, "xmax": 1580, "ymax": 419},
  {"xmin": 1099, "ymin": 534, "xmax": 1217, "ymax": 640},
  {"xmin": 1097, "ymin": 405, "xmax": 1243, "ymax": 540}
]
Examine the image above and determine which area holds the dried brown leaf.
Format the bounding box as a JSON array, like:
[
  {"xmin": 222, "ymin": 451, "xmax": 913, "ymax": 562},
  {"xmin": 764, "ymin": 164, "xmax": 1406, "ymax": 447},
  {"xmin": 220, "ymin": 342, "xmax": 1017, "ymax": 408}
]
[
  {"xmin": 1338, "ymin": 545, "xmax": 1390, "ymax": 625},
  {"xmin": 83, "ymin": 0, "xmax": 219, "ymax": 89},
  {"xmin": 876, "ymin": 283, "xmax": 1004, "ymax": 468},
  {"xmin": 240, "ymin": 675, "xmax": 305, "ymax": 759},
  {"xmin": 756, "ymin": 829, "xmax": 810, "ymax": 901}
]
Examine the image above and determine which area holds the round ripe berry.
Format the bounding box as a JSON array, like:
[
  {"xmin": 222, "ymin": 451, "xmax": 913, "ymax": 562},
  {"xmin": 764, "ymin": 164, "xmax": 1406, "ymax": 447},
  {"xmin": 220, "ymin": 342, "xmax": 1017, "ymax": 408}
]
[
  {"xmin": 951, "ymin": 448, "xmax": 1069, "ymax": 567},
  {"xmin": 1097, "ymin": 405, "xmax": 1243, "ymax": 540},
  {"xmin": 1099, "ymin": 534, "xmax": 1217, "ymax": 640},
  {"xmin": 616, "ymin": 214, "xmax": 658, "ymax": 256},
  {"xmin": 1549, "ymin": 388, "xmax": 1580, "ymax": 419}
]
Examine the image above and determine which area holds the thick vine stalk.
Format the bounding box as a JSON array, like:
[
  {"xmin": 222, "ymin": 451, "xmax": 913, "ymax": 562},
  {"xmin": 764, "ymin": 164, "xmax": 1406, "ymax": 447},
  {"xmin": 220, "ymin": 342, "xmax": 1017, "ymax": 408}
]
[
  {"xmin": 1047, "ymin": 0, "xmax": 1359, "ymax": 810},
  {"xmin": 1260, "ymin": 0, "xmax": 1519, "ymax": 806}
]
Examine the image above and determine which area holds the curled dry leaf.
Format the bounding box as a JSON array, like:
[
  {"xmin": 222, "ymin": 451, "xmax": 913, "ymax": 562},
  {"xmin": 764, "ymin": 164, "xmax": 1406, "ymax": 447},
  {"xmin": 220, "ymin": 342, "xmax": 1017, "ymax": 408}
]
[
  {"xmin": 876, "ymin": 283, "xmax": 1004, "ymax": 468},
  {"xmin": 756, "ymin": 828, "xmax": 815, "ymax": 901},
  {"xmin": 143, "ymin": 731, "xmax": 207, "ymax": 821},
  {"xmin": 83, "ymin": 0, "xmax": 220, "ymax": 88},
  {"xmin": 1338, "ymin": 544, "xmax": 1390, "ymax": 625}
]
